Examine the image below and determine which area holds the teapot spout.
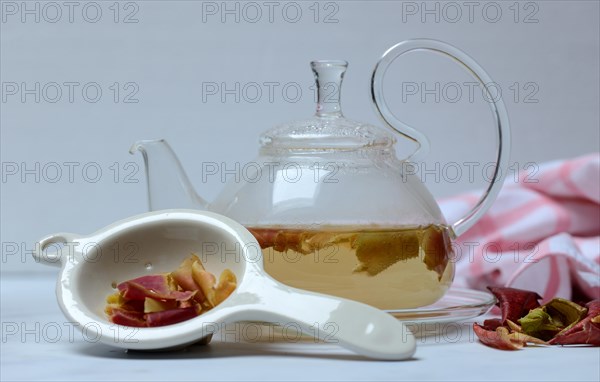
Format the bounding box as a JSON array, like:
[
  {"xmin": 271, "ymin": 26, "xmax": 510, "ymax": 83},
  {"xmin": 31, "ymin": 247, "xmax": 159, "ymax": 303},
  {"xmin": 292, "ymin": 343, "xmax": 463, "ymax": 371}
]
[{"xmin": 130, "ymin": 139, "xmax": 208, "ymax": 211}]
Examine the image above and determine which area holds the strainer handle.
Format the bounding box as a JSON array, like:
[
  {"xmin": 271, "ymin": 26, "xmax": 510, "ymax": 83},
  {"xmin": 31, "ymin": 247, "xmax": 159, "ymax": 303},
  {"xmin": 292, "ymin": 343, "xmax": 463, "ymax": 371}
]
[{"xmin": 33, "ymin": 232, "xmax": 82, "ymax": 266}]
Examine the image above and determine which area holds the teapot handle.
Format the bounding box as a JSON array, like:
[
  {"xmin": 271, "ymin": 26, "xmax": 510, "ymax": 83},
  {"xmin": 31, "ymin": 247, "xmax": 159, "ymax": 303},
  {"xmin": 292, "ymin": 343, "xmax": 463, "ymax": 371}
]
[{"xmin": 371, "ymin": 39, "xmax": 511, "ymax": 237}]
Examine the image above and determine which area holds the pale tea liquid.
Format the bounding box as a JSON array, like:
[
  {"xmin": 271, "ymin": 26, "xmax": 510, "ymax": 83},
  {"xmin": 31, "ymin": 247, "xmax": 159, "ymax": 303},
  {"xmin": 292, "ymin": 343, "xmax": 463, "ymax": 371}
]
[{"xmin": 247, "ymin": 225, "xmax": 455, "ymax": 310}]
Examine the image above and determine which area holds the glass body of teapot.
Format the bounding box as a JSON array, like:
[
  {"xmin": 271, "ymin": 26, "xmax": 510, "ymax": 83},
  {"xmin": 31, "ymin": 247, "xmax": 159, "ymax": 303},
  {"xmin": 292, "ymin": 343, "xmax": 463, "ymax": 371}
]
[{"xmin": 132, "ymin": 41, "xmax": 510, "ymax": 310}]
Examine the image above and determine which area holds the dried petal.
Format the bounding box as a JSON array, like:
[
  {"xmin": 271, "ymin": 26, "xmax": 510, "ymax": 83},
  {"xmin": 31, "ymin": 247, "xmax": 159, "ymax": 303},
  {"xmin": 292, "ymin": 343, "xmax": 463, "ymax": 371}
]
[
  {"xmin": 549, "ymin": 320, "xmax": 600, "ymax": 346},
  {"xmin": 118, "ymin": 274, "xmax": 196, "ymax": 302},
  {"xmin": 171, "ymin": 254, "xmax": 206, "ymax": 303},
  {"xmin": 106, "ymin": 291, "xmax": 122, "ymax": 305},
  {"xmin": 550, "ymin": 300, "xmax": 600, "ymax": 346},
  {"xmin": 544, "ymin": 298, "xmax": 588, "ymax": 333},
  {"xmin": 120, "ymin": 299, "xmax": 145, "ymax": 313},
  {"xmin": 146, "ymin": 307, "xmax": 198, "ymax": 327},
  {"xmin": 247, "ymin": 228, "xmax": 279, "ymax": 249},
  {"xmin": 214, "ymin": 281, "xmax": 236, "ymax": 306},
  {"xmin": 487, "ymin": 286, "xmax": 541, "ymax": 324},
  {"xmin": 473, "ymin": 324, "xmax": 522, "ymax": 350},
  {"xmin": 506, "ymin": 320, "xmax": 522, "ymax": 333},
  {"xmin": 213, "ymin": 269, "xmax": 237, "ymax": 305},
  {"xmin": 249, "ymin": 228, "xmax": 354, "ymax": 255},
  {"xmin": 144, "ymin": 297, "xmax": 177, "ymax": 313},
  {"xmin": 110, "ymin": 308, "xmax": 146, "ymax": 327},
  {"xmin": 508, "ymin": 331, "xmax": 547, "ymax": 346},
  {"xmin": 117, "ymin": 275, "xmax": 170, "ymax": 300},
  {"xmin": 421, "ymin": 225, "xmax": 452, "ymax": 280},
  {"xmin": 218, "ymin": 268, "xmax": 237, "ymax": 285},
  {"xmin": 352, "ymin": 231, "xmax": 420, "ymax": 276},
  {"xmin": 171, "ymin": 254, "xmax": 202, "ymax": 290},
  {"xmin": 482, "ymin": 318, "xmax": 503, "ymax": 331},
  {"xmin": 192, "ymin": 261, "xmax": 217, "ymax": 307},
  {"xmin": 520, "ymin": 298, "xmax": 588, "ymax": 341},
  {"xmin": 519, "ymin": 307, "xmax": 564, "ymax": 341}
]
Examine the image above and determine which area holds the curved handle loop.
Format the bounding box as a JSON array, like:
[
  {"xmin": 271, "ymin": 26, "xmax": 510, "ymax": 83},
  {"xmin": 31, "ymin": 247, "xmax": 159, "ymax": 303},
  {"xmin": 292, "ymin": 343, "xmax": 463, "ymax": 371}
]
[
  {"xmin": 34, "ymin": 233, "xmax": 82, "ymax": 267},
  {"xmin": 371, "ymin": 39, "xmax": 511, "ymax": 237}
]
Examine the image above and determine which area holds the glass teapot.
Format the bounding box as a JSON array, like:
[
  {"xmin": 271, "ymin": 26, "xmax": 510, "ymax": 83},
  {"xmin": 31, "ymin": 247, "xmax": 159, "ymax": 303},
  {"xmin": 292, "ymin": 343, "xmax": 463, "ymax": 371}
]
[{"xmin": 131, "ymin": 40, "xmax": 510, "ymax": 310}]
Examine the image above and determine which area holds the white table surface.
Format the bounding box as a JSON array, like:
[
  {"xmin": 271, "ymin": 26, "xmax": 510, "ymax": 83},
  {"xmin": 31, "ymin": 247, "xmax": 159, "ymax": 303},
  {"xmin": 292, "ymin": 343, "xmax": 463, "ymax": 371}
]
[{"xmin": 1, "ymin": 273, "xmax": 599, "ymax": 382}]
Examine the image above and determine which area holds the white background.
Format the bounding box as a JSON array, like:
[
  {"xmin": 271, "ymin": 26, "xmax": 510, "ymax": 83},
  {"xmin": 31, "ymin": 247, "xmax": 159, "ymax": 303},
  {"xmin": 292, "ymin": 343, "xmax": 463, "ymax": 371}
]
[{"xmin": 1, "ymin": 0, "xmax": 599, "ymax": 274}]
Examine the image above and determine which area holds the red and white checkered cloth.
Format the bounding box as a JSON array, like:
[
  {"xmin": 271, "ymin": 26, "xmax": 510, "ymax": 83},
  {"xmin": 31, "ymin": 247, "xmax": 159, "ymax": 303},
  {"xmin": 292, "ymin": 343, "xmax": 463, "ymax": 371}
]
[{"xmin": 440, "ymin": 153, "xmax": 600, "ymax": 302}]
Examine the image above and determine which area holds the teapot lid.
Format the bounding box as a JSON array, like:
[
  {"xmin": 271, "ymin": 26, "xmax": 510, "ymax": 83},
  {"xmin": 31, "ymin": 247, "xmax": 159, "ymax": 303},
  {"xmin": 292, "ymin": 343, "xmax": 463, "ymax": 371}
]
[{"xmin": 260, "ymin": 60, "xmax": 395, "ymax": 150}]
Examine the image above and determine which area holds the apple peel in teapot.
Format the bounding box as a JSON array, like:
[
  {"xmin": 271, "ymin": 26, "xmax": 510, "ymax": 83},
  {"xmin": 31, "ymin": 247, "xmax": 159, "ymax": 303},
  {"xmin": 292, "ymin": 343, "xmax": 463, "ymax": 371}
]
[{"xmin": 248, "ymin": 224, "xmax": 452, "ymax": 280}]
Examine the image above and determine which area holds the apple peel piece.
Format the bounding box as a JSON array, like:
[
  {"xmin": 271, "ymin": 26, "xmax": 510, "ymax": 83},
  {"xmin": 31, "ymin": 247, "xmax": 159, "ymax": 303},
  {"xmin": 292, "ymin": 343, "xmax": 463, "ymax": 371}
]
[
  {"xmin": 550, "ymin": 301, "xmax": 600, "ymax": 346},
  {"xmin": 146, "ymin": 307, "xmax": 199, "ymax": 327},
  {"xmin": 171, "ymin": 255, "xmax": 202, "ymax": 289},
  {"xmin": 473, "ymin": 324, "xmax": 547, "ymax": 350},
  {"xmin": 117, "ymin": 275, "xmax": 196, "ymax": 302},
  {"xmin": 519, "ymin": 298, "xmax": 588, "ymax": 341},
  {"xmin": 191, "ymin": 261, "xmax": 217, "ymax": 307},
  {"xmin": 487, "ymin": 286, "xmax": 541, "ymax": 324},
  {"xmin": 144, "ymin": 297, "xmax": 177, "ymax": 313},
  {"xmin": 473, "ymin": 324, "xmax": 522, "ymax": 351},
  {"xmin": 214, "ymin": 269, "xmax": 237, "ymax": 306},
  {"xmin": 109, "ymin": 308, "xmax": 146, "ymax": 328}
]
